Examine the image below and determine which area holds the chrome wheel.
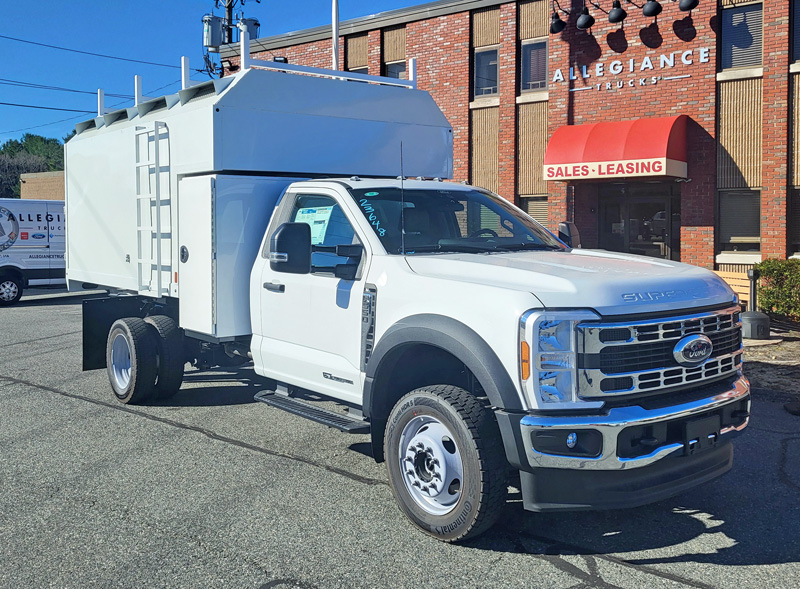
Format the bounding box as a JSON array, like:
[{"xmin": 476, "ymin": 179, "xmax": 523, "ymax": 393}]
[
  {"xmin": 110, "ymin": 333, "xmax": 132, "ymax": 390},
  {"xmin": 0, "ymin": 279, "xmax": 19, "ymax": 302},
  {"xmin": 398, "ymin": 415, "xmax": 463, "ymax": 516}
]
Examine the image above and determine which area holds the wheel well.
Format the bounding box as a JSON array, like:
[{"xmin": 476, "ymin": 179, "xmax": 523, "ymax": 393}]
[
  {"xmin": 0, "ymin": 267, "xmax": 23, "ymax": 283},
  {"xmin": 368, "ymin": 343, "xmax": 484, "ymax": 462}
]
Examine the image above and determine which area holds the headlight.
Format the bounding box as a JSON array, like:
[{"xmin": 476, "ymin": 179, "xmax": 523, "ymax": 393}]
[{"xmin": 519, "ymin": 310, "xmax": 603, "ymax": 410}]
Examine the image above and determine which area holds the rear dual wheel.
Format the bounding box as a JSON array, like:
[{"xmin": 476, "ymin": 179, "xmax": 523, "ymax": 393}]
[{"xmin": 106, "ymin": 315, "xmax": 184, "ymax": 404}]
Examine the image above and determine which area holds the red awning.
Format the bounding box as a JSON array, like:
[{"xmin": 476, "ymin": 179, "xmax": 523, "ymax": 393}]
[{"xmin": 543, "ymin": 115, "xmax": 688, "ymax": 181}]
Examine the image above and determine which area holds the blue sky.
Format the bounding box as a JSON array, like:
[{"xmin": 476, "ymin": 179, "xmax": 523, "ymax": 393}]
[{"xmin": 0, "ymin": 0, "xmax": 421, "ymax": 143}]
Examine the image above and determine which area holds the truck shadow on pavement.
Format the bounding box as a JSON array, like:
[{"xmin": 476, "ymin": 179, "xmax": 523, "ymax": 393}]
[
  {"xmin": 468, "ymin": 440, "xmax": 800, "ymax": 568},
  {"xmin": 156, "ymin": 366, "xmax": 270, "ymax": 407}
]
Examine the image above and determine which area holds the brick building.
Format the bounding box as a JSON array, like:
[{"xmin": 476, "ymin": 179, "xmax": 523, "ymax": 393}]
[
  {"xmin": 20, "ymin": 171, "xmax": 65, "ymax": 201},
  {"xmin": 221, "ymin": 0, "xmax": 797, "ymax": 270}
]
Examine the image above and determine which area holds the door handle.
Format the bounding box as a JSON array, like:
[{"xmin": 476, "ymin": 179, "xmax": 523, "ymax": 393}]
[{"xmin": 263, "ymin": 281, "xmax": 285, "ymax": 293}]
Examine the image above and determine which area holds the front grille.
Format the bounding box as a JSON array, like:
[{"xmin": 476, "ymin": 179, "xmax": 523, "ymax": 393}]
[
  {"xmin": 592, "ymin": 328, "xmax": 742, "ymax": 373},
  {"xmin": 578, "ymin": 305, "xmax": 743, "ymax": 398}
]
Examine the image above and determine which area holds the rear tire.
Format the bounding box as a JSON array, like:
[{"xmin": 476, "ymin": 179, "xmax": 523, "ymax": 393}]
[
  {"xmin": 384, "ymin": 385, "xmax": 507, "ymax": 542},
  {"xmin": 106, "ymin": 317, "xmax": 157, "ymax": 404},
  {"xmin": 144, "ymin": 315, "xmax": 185, "ymax": 400},
  {"xmin": 0, "ymin": 275, "xmax": 23, "ymax": 306}
]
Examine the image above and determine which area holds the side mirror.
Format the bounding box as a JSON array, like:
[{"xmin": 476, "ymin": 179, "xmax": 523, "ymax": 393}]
[
  {"xmin": 558, "ymin": 221, "xmax": 581, "ymax": 249},
  {"xmin": 270, "ymin": 222, "xmax": 311, "ymax": 273}
]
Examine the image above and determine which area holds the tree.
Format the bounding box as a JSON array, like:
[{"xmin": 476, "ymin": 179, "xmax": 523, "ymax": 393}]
[{"xmin": 0, "ymin": 133, "xmax": 67, "ymax": 199}]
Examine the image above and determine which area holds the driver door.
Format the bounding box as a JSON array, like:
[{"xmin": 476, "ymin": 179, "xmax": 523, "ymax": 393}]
[{"xmin": 257, "ymin": 189, "xmax": 368, "ymax": 405}]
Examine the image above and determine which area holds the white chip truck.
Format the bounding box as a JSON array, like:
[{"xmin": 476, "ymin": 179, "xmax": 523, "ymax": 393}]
[
  {"xmin": 0, "ymin": 198, "xmax": 65, "ymax": 305},
  {"xmin": 66, "ymin": 55, "xmax": 750, "ymax": 542}
]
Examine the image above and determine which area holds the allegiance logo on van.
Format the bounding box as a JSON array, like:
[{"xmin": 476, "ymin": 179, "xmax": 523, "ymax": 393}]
[{"xmin": 0, "ymin": 207, "xmax": 20, "ymax": 252}]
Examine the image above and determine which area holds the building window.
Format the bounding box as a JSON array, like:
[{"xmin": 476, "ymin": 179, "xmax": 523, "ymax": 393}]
[
  {"xmin": 790, "ymin": 189, "xmax": 800, "ymax": 254},
  {"xmin": 384, "ymin": 61, "xmax": 406, "ymax": 79},
  {"xmin": 718, "ymin": 190, "xmax": 761, "ymax": 251},
  {"xmin": 521, "ymin": 196, "xmax": 548, "ymax": 225},
  {"xmin": 720, "ymin": 3, "xmax": 763, "ymax": 70},
  {"xmin": 520, "ymin": 41, "xmax": 547, "ymax": 92},
  {"xmin": 347, "ymin": 67, "xmax": 368, "ymax": 75},
  {"xmin": 474, "ymin": 48, "xmax": 498, "ymax": 97},
  {"xmin": 793, "ymin": 1, "xmax": 800, "ymax": 62}
]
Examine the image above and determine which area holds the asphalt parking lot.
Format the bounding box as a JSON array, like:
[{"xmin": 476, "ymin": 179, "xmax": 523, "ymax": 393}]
[{"xmin": 1, "ymin": 292, "xmax": 798, "ymax": 589}]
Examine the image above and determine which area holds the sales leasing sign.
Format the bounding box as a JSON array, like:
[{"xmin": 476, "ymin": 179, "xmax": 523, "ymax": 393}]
[{"xmin": 544, "ymin": 158, "xmax": 688, "ymax": 181}]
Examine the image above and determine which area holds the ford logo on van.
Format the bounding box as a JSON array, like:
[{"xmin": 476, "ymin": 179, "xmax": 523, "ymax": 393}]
[
  {"xmin": 673, "ymin": 335, "xmax": 713, "ymax": 367},
  {"xmin": 32, "ymin": 233, "xmax": 46, "ymax": 239}
]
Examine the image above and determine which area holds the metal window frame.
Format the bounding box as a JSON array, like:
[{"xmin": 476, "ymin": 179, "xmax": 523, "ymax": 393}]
[
  {"xmin": 718, "ymin": 2, "xmax": 764, "ymax": 72},
  {"xmin": 716, "ymin": 188, "xmax": 762, "ymax": 252},
  {"xmin": 519, "ymin": 38, "xmax": 548, "ymax": 94},
  {"xmin": 473, "ymin": 45, "xmax": 500, "ymax": 98}
]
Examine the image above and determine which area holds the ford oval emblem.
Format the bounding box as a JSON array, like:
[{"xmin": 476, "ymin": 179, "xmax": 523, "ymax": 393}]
[{"xmin": 673, "ymin": 334, "xmax": 713, "ymax": 367}]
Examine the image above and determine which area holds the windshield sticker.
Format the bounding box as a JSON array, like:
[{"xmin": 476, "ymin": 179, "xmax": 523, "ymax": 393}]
[
  {"xmin": 359, "ymin": 199, "xmax": 387, "ymax": 237},
  {"xmin": 365, "ymin": 192, "xmax": 379, "ymax": 197},
  {"xmin": 295, "ymin": 206, "xmax": 334, "ymax": 244}
]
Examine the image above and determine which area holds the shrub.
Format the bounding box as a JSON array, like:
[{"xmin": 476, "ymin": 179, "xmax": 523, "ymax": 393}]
[{"xmin": 755, "ymin": 258, "xmax": 800, "ymax": 320}]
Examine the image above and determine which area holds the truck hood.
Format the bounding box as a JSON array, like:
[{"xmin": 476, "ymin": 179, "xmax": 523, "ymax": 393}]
[{"xmin": 404, "ymin": 249, "xmax": 735, "ymax": 316}]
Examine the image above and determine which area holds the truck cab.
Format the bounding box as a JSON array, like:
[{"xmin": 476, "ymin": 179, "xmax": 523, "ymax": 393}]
[{"xmin": 250, "ymin": 178, "xmax": 749, "ymax": 538}]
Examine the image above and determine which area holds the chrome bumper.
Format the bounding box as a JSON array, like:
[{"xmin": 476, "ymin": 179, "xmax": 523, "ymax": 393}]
[{"xmin": 519, "ymin": 374, "xmax": 750, "ymax": 471}]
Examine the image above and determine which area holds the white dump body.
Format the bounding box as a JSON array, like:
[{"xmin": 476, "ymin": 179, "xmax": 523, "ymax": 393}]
[{"xmin": 65, "ymin": 66, "xmax": 453, "ymax": 337}]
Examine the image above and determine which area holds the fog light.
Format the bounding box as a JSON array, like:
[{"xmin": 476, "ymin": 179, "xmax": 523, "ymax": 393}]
[{"xmin": 566, "ymin": 432, "xmax": 578, "ymax": 449}]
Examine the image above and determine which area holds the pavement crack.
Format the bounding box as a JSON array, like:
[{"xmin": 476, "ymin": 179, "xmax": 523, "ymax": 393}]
[
  {"xmin": 0, "ymin": 330, "xmax": 81, "ymax": 349},
  {"xmin": 0, "ymin": 374, "xmax": 388, "ymax": 488}
]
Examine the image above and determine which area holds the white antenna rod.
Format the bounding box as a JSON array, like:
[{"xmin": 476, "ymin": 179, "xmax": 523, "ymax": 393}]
[
  {"xmin": 134, "ymin": 75, "xmax": 144, "ymax": 106},
  {"xmin": 240, "ymin": 24, "xmax": 251, "ymax": 70},
  {"xmin": 97, "ymin": 89, "xmax": 105, "ymax": 116},
  {"xmin": 332, "ymin": 0, "xmax": 339, "ymax": 71},
  {"xmin": 181, "ymin": 57, "xmax": 192, "ymax": 89}
]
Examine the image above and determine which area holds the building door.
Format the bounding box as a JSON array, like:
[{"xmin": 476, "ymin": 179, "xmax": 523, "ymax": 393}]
[{"xmin": 598, "ymin": 183, "xmax": 681, "ymax": 261}]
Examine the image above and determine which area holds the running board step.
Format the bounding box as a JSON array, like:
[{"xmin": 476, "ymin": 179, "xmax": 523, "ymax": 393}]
[{"xmin": 254, "ymin": 391, "xmax": 370, "ymax": 434}]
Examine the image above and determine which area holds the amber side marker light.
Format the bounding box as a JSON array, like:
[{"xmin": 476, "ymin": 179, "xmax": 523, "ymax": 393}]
[{"xmin": 521, "ymin": 341, "xmax": 531, "ymax": 381}]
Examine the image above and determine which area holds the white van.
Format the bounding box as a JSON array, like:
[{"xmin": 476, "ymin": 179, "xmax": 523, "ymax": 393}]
[{"xmin": 0, "ymin": 198, "xmax": 65, "ymax": 305}]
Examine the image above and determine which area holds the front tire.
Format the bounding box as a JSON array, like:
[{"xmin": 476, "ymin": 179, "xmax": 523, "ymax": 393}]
[
  {"xmin": 106, "ymin": 318, "xmax": 158, "ymax": 404},
  {"xmin": 384, "ymin": 385, "xmax": 507, "ymax": 542},
  {"xmin": 0, "ymin": 275, "xmax": 23, "ymax": 306}
]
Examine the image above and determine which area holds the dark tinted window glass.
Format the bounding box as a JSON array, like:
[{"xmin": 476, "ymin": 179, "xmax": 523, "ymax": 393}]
[
  {"xmin": 521, "ymin": 42, "xmax": 547, "ymax": 91},
  {"xmin": 720, "ymin": 4, "xmax": 763, "ymax": 70},
  {"xmin": 474, "ymin": 49, "xmax": 498, "ymax": 96}
]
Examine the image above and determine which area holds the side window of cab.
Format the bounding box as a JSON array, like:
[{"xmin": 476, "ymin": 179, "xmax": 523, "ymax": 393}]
[{"xmin": 290, "ymin": 194, "xmax": 360, "ymax": 273}]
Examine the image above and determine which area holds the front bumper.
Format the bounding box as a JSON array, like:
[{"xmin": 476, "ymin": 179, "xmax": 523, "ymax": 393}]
[
  {"xmin": 493, "ymin": 373, "xmax": 750, "ymax": 512},
  {"xmin": 517, "ymin": 373, "xmax": 750, "ymax": 471}
]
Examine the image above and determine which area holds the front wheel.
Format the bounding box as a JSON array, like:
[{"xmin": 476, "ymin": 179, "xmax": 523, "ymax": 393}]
[
  {"xmin": 384, "ymin": 385, "xmax": 507, "ymax": 542},
  {"xmin": 0, "ymin": 275, "xmax": 23, "ymax": 306}
]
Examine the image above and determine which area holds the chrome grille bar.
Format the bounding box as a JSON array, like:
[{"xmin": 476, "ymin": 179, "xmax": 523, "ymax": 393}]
[{"xmin": 577, "ymin": 305, "xmax": 743, "ymax": 398}]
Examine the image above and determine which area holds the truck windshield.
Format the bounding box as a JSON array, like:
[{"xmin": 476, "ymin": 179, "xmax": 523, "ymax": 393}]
[{"xmin": 350, "ymin": 186, "xmax": 565, "ymax": 255}]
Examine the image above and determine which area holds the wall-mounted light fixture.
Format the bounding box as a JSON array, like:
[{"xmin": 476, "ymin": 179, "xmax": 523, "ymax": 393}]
[
  {"xmin": 549, "ymin": 0, "xmax": 696, "ymax": 33},
  {"xmin": 590, "ymin": 0, "xmax": 627, "ymax": 25},
  {"xmin": 576, "ymin": 2, "xmax": 596, "ymax": 30},
  {"xmin": 550, "ymin": 0, "xmax": 568, "ymax": 34},
  {"xmin": 608, "ymin": 1, "xmax": 628, "ymax": 23},
  {"xmin": 642, "ymin": 0, "xmax": 663, "ymax": 17}
]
